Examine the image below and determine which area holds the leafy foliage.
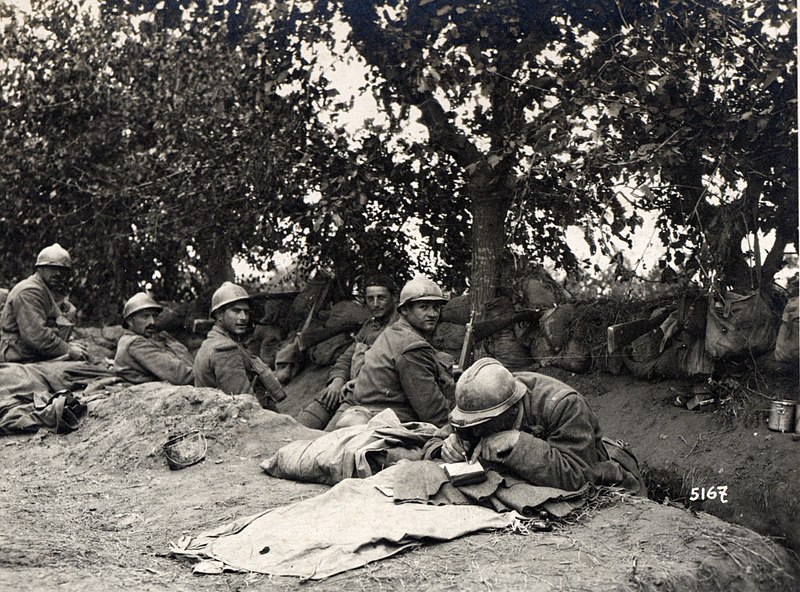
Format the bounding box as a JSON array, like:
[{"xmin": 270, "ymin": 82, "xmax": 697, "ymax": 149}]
[{"xmin": 0, "ymin": 0, "xmax": 796, "ymax": 320}]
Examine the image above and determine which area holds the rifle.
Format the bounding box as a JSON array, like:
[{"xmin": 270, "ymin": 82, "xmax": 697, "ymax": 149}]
[
  {"xmin": 457, "ymin": 309, "xmax": 476, "ymax": 372},
  {"xmin": 296, "ymin": 281, "xmax": 332, "ymax": 351},
  {"xmin": 233, "ymin": 341, "xmax": 288, "ymax": 406},
  {"xmin": 472, "ymin": 308, "xmax": 543, "ymax": 341},
  {"xmin": 294, "ymin": 321, "xmax": 363, "ymax": 351},
  {"xmin": 606, "ymin": 308, "xmax": 672, "ymax": 353}
]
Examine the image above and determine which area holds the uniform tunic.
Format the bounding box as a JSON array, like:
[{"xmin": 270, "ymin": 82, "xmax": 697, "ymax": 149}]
[
  {"xmin": 193, "ymin": 325, "xmax": 254, "ymax": 395},
  {"xmin": 342, "ymin": 316, "xmax": 454, "ymax": 426},
  {"xmin": 327, "ymin": 312, "xmax": 397, "ymax": 384},
  {"xmin": 425, "ymin": 372, "xmax": 645, "ymax": 494},
  {"xmin": 114, "ymin": 330, "xmax": 194, "ymax": 385},
  {"xmin": 0, "ymin": 273, "xmax": 70, "ymax": 362}
]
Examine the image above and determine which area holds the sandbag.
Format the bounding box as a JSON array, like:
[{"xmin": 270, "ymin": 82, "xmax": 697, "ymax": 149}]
[
  {"xmin": 774, "ymin": 296, "xmax": 799, "ymax": 364},
  {"xmin": 441, "ymin": 294, "xmax": 471, "ymax": 325},
  {"xmin": 485, "ymin": 328, "xmax": 532, "ymax": 372},
  {"xmin": 549, "ymin": 337, "xmax": 591, "ymax": 374},
  {"xmin": 432, "ymin": 322, "xmax": 466, "ymax": 359},
  {"xmin": 520, "ymin": 273, "xmax": 567, "ymax": 308},
  {"xmin": 540, "ymin": 305, "xmax": 575, "ymax": 353},
  {"xmin": 325, "ymin": 300, "xmax": 371, "ymax": 329},
  {"xmin": 482, "ymin": 296, "xmax": 515, "ymax": 321},
  {"xmin": 530, "ymin": 334, "xmax": 557, "ymax": 367},
  {"xmin": 705, "ymin": 290, "xmax": 777, "ymax": 359}
]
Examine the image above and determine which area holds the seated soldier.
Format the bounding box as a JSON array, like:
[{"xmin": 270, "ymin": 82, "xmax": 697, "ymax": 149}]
[
  {"xmin": 194, "ymin": 282, "xmax": 285, "ymax": 408},
  {"xmin": 424, "ymin": 357, "xmax": 646, "ymax": 494},
  {"xmin": 0, "ymin": 243, "xmax": 88, "ymax": 363},
  {"xmin": 114, "ymin": 292, "xmax": 194, "ymax": 385},
  {"xmin": 326, "ymin": 275, "xmax": 455, "ymax": 430},
  {"xmin": 296, "ymin": 274, "xmax": 398, "ymax": 428}
]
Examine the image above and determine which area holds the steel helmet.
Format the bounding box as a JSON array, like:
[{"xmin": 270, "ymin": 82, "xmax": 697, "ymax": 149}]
[
  {"xmin": 35, "ymin": 243, "xmax": 72, "ymax": 269},
  {"xmin": 210, "ymin": 282, "xmax": 250, "ymax": 316},
  {"xmin": 450, "ymin": 357, "xmax": 527, "ymax": 428},
  {"xmin": 397, "ymin": 275, "xmax": 448, "ymax": 310},
  {"xmin": 123, "ymin": 292, "xmax": 163, "ymax": 320}
]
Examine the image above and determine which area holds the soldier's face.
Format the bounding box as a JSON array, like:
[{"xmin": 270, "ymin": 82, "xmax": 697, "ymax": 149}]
[
  {"xmin": 401, "ymin": 301, "xmax": 441, "ymax": 335},
  {"xmin": 128, "ymin": 309, "xmax": 160, "ymax": 338},
  {"xmin": 365, "ymin": 286, "xmax": 394, "ymax": 320},
  {"xmin": 37, "ymin": 265, "xmax": 71, "ymax": 292},
  {"xmin": 218, "ymin": 303, "xmax": 250, "ymax": 336}
]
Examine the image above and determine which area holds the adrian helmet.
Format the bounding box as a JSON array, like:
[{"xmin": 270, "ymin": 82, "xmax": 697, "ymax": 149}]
[
  {"xmin": 35, "ymin": 243, "xmax": 72, "ymax": 269},
  {"xmin": 450, "ymin": 357, "xmax": 527, "ymax": 428},
  {"xmin": 209, "ymin": 282, "xmax": 250, "ymax": 316}
]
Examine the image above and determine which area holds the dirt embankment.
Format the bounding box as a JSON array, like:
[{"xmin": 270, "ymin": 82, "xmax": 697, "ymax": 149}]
[
  {"xmin": 546, "ymin": 368, "xmax": 800, "ymax": 555},
  {"xmin": 1, "ymin": 377, "xmax": 798, "ymax": 591}
]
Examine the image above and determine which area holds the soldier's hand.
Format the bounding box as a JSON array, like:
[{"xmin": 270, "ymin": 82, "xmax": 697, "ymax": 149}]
[
  {"xmin": 441, "ymin": 434, "xmax": 468, "ymax": 463},
  {"xmin": 470, "ymin": 430, "xmax": 520, "ymax": 464},
  {"xmin": 67, "ymin": 343, "xmax": 89, "ymax": 361},
  {"xmin": 318, "ymin": 377, "xmax": 345, "ymax": 410}
]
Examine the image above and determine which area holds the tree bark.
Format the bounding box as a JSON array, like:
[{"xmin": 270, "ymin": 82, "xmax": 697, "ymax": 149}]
[
  {"xmin": 204, "ymin": 237, "xmax": 235, "ymax": 287},
  {"xmin": 470, "ymin": 188, "xmax": 509, "ymax": 316}
]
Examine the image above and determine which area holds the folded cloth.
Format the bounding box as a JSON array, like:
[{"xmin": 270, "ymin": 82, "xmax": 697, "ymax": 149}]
[
  {"xmin": 390, "ymin": 460, "xmax": 594, "ymax": 518},
  {"xmin": 0, "ymin": 388, "xmax": 87, "ymax": 435},
  {"xmin": 261, "ymin": 408, "xmax": 436, "ymax": 485},
  {"xmin": 171, "ymin": 464, "xmax": 515, "ymax": 580},
  {"xmin": 0, "ymin": 360, "xmax": 114, "ymax": 395}
]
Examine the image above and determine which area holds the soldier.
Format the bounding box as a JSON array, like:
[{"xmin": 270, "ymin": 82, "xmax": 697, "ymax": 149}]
[
  {"xmin": 296, "ymin": 274, "xmax": 398, "ymax": 429},
  {"xmin": 424, "ymin": 357, "xmax": 647, "ymax": 495},
  {"xmin": 113, "ymin": 292, "xmax": 194, "ymax": 385},
  {"xmin": 194, "ymin": 282, "xmax": 286, "ymax": 408},
  {"xmin": 0, "ymin": 243, "xmax": 88, "ymax": 363},
  {"xmin": 326, "ymin": 275, "xmax": 455, "ymax": 430}
]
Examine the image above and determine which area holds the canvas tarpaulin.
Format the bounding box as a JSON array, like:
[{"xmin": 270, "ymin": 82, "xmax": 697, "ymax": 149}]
[
  {"xmin": 170, "ymin": 463, "xmax": 516, "ymax": 580},
  {"xmin": 260, "ymin": 408, "xmax": 437, "ymax": 484}
]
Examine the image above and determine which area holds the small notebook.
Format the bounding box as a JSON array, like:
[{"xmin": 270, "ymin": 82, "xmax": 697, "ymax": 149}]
[{"xmin": 443, "ymin": 461, "xmax": 487, "ymax": 486}]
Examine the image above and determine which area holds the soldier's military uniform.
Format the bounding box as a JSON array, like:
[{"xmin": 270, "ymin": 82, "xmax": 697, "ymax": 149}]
[
  {"xmin": 114, "ymin": 330, "xmax": 194, "ymax": 385},
  {"xmin": 425, "ymin": 367, "xmax": 646, "ymax": 494},
  {"xmin": 331, "ymin": 316, "xmax": 454, "ymax": 427},
  {"xmin": 0, "ymin": 273, "xmax": 71, "ymax": 363},
  {"xmin": 193, "ymin": 325, "xmax": 255, "ymax": 395},
  {"xmin": 327, "ymin": 311, "xmax": 398, "ymax": 386}
]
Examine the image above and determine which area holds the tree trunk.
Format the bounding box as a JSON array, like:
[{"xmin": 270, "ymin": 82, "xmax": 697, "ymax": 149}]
[
  {"xmin": 204, "ymin": 237, "xmax": 235, "ymax": 287},
  {"xmin": 470, "ymin": 189, "xmax": 509, "ymax": 319}
]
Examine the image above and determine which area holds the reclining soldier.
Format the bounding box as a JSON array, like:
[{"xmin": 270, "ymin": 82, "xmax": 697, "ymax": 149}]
[
  {"xmin": 114, "ymin": 292, "xmax": 194, "ymax": 385},
  {"xmin": 0, "ymin": 243, "xmax": 88, "ymax": 363},
  {"xmin": 296, "ymin": 274, "xmax": 398, "ymax": 429},
  {"xmin": 194, "ymin": 282, "xmax": 286, "ymax": 409},
  {"xmin": 424, "ymin": 357, "xmax": 646, "ymax": 494},
  {"xmin": 326, "ymin": 275, "xmax": 455, "ymax": 430}
]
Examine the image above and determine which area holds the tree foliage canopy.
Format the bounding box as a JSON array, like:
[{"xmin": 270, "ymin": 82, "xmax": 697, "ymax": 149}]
[{"xmin": 0, "ymin": 0, "xmax": 796, "ymax": 319}]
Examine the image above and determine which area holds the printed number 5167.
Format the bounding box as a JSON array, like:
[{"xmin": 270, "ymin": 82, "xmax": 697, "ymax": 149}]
[{"xmin": 689, "ymin": 486, "xmax": 728, "ymax": 503}]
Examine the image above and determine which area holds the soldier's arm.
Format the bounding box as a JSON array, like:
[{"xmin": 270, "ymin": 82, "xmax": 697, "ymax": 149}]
[
  {"xmin": 14, "ymin": 288, "xmax": 70, "ymax": 357},
  {"xmin": 128, "ymin": 336, "xmax": 194, "ymax": 386},
  {"xmin": 327, "ymin": 341, "xmax": 356, "ymax": 383},
  {"xmin": 212, "ymin": 345, "xmax": 254, "ymax": 395},
  {"xmin": 502, "ymin": 394, "xmax": 598, "ymax": 491},
  {"xmin": 396, "ymin": 344, "xmax": 451, "ymax": 427}
]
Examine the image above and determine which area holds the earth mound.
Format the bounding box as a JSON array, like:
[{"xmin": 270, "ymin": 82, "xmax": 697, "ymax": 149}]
[{"xmin": 1, "ymin": 382, "xmax": 798, "ymax": 591}]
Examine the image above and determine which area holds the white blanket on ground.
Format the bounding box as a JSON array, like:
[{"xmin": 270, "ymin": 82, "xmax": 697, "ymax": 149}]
[
  {"xmin": 170, "ymin": 464, "xmax": 516, "ymax": 580},
  {"xmin": 260, "ymin": 408, "xmax": 436, "ymax": 485}
]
